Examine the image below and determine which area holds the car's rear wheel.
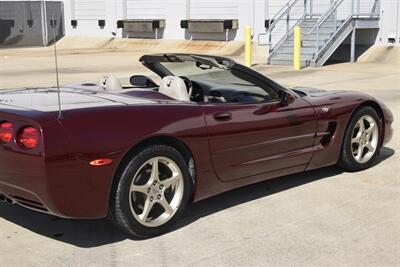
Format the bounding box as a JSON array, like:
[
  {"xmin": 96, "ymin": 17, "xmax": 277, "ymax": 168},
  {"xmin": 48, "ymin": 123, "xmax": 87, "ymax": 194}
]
[
  {"xmin": 109, "ymin": 145, "xmax": 192, "ymax": 238},
  {"xmin": 338, "ymin": 106, "xmax": 381, "ymax": 172}
]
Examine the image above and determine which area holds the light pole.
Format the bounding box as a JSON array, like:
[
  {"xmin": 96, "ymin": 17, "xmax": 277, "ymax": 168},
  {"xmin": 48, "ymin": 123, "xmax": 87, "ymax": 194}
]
[{"xmin": 42, "ymin": 0, "xmax": 62, "ymax": 118}]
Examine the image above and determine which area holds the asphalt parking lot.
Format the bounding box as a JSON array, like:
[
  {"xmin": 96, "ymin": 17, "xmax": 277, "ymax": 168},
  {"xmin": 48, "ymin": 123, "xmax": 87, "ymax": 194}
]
[{"xmin": 0, "ymin": 40, "xmax": 399, "ymax": 266}]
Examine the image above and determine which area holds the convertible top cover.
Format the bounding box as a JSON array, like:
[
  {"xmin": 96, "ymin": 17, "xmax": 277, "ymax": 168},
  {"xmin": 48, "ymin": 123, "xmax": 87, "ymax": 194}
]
[{"xmin": 139, "ymin": 53, "xmax": 234, "ymax": 69}]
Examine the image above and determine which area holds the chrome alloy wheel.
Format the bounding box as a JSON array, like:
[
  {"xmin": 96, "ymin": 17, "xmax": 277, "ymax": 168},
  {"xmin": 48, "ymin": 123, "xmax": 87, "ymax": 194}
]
[
  {"xmin": 129, "ymin": 157, "xmax": 184, "ymax": 227},
  {"xmin": 351, "ymin": 115, "xmax": 379, "ymax": 164}
]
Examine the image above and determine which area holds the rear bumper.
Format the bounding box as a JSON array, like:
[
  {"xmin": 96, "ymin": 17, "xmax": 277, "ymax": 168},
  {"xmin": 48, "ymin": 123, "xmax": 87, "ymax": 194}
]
[
  {"xmin": 0, "ymin": 148, "xmax": 118, "ymax": 219},
  {"xmin": 0, "ymin": 150, "xmax": 51, "ymax": 213}
]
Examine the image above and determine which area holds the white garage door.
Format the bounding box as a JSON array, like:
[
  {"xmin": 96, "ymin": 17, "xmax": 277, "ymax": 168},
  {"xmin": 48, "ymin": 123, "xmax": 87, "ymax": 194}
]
[
  {"xmin": 190, "ymin": 0, "xmax": 238, "ymax": 19},
  {"xmin": 126, "ymin": 0, "xmax": 166, "ymax": 19},
  {"xmin": 73, "ymin": 0, "xmax": 106, "ymax": 20}
]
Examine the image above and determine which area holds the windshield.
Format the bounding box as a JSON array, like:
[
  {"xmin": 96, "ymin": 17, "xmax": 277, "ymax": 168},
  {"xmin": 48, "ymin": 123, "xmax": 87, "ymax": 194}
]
[
  {"xmin": 157, "ymin": 58, "xmax": 280, "ymax": 103},
  {"xmin": 160, "ymin": 61, "xmax": 254, "ymax": 87}
]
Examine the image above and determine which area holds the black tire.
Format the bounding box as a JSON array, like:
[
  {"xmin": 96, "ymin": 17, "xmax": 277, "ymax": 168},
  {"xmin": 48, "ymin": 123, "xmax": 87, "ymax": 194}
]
[
  {"xmin": 338, "ymin": 106, "xmax": 382, "ymax": 172},
  {"xmin": 109, "ymin": 145, "xmax": 192, "ymax": 238}
]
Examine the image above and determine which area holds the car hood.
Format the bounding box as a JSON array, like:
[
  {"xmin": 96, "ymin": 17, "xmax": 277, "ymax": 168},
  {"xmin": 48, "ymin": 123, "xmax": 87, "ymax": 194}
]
[
  {"xmin": 292, "ymin": 86, "xmax": 393, "ymax": 124},
  {"xmin": 291, "ymin": 86, "xmax": 342, "ymax": 97}
]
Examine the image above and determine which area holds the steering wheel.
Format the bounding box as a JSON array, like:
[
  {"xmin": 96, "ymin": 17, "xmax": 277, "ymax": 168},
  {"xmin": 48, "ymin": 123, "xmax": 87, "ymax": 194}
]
[
  {"xmin": 179, "ymin": 76, "xmax": 193, "ymax": 98},
  {"xmin": 208, "ymin": 90, "xmax": 227, "ymax": 103}
]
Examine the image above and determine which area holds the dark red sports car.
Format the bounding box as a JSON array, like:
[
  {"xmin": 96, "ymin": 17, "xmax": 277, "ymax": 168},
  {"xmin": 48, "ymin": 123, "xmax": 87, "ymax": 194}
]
[{"xmin": 0, "ymin": 54, "xmax": 393, "ymax": 237}]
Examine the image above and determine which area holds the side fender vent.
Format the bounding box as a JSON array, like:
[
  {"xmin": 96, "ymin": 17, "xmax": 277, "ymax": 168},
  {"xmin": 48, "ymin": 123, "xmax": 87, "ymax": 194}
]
[{"xmin": 320, "ymin": 122, "xmax": 337, "ymax": 146}]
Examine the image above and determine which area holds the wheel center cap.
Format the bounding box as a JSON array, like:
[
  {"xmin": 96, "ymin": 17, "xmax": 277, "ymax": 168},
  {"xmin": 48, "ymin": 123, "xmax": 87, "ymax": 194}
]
[{"xmin": 360, "ymin": 132, "xmax": 368, "ymax": 145}]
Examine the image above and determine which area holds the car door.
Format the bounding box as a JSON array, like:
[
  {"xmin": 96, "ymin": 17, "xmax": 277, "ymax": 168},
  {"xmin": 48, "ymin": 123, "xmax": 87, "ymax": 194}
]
[
  {"xmin": 202, "ymin": 95, "xmax": 316, "ymax": 182},
  {"xmin": 139, "ymin": 54, "xmax": 317, "ymax": 181}
]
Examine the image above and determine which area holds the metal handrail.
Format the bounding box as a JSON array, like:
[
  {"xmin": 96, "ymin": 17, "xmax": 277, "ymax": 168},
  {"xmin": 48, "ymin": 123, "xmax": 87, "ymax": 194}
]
[
  {"xmin": 307, "ymin": 0, "xmax": 344, "ymax": 35},
  {"xmin": 312, "ymin": 15, "xmax": 353, "ymax": 62},
  {"xmin": 267, "ymin": 0, "xmax": 302, "ymax": 33},
  {"xmin": 268, "ymin": 15, "xmax": 305, "ymax": 59},
  {"xmin": 262, "ymin": 0, "xmax": 305, "ymax": 54},
  {"xmin": 257, "ymin": 0, "xmax": 303, "ymax": 48},
  {"xmin": 261, "ymin": 0, "xmax": 381, "ymax": 66},
  {"xmin": 309, "ymin": 0, "xmax": 344, "ymax": 61},
  {"xmin": 309, "ymin": 0, "xmax": 380, "ymax": 60},
  {"xmin": 308, "ymin": 0, "xmax": 380, "ymax": 36}
]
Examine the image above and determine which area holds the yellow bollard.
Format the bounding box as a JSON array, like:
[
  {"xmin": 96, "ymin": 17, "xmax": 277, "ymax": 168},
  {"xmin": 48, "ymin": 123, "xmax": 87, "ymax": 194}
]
[
  {"xmin": 245, "ymin": 26, "xmax": 252, "ymax": 67},
  {"xmin": 293, "ymin": 26, "xmax": 301, "ymax": 70}
]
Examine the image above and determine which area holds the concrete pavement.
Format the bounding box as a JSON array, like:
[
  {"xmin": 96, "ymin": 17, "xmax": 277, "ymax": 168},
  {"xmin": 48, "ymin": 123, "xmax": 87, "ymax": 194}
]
[{"xmin": 0, "ymin": 41, "xmax": 399, "ymax": 267}]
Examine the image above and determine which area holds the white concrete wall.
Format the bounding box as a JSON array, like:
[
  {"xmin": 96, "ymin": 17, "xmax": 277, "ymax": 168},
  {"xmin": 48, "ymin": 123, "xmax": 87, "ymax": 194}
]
[
  {"xmin": 126, "ymin": 0, "xmax": 166, "ymax": 19},
  {"xmin": 189, "ymin": 0, "xmax": 238, "ymax": 19},
  {"xmin": 377, "ymin": 0, "xmax": 400, "ymax": 45},
  {"xmin": 60, "ymin": 0, "xmax": 270, "ymax": 40},
  {"xmin": 1, "ymin": 0, "xmax": 399, "ymax": 45},
  {"xmin": 63, "ymin": 0, "xmax": 121, "ymax": 36}
]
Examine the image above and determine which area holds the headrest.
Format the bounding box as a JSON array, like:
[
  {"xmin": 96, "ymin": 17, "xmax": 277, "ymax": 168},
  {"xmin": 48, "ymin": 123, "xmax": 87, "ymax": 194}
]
[
  {"xmin": 98, "ymin": 74, "xmax": 123, "ymax": 91},
  {"xmin": 158, "ymin": 76, "xmax": 190, "ymax": 101}
]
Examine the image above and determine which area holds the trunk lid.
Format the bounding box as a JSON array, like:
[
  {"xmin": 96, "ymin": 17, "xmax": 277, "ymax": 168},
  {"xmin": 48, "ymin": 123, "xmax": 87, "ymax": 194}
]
[{"xmin": 0, "ymin": 86, "xmax": 156, "ymax": 113}]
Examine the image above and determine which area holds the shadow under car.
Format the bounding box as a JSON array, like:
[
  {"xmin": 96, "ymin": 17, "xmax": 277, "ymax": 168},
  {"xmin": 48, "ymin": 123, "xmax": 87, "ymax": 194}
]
[{"xmin": 0, "ymin": 147, "xmax": 394, "ymax": 247}]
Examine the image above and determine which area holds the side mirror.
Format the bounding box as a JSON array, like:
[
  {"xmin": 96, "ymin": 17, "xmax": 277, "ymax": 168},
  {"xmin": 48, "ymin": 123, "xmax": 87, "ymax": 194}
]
[
  {"xmin": 130, "ymin": 75, "xmax": 157, "ymax": 88},
  {"xmin": 279, "ymin": 91, "xmax": 295, "ymax": 106}
]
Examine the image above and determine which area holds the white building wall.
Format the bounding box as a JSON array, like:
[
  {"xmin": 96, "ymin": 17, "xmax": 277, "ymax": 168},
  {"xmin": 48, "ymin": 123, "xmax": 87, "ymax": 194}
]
[
  {"xmin": 1, "ymin": 0, "xmax": 399, "ymax": 45},
  {"xmin": 63, "ymin": 0, "xmax": 121, "ymax": 37},
  {"xmin": 163, "ymin": 0, "xmax": 187, "ymax": 39},
  {"xmin": 126, "ymin": 0, "xmax": 165, "ymax": 19},
  {"xmin": 73, "ymin": 0, "xmax": 106, "ymax": 20},
  {"xmin": 189, "ymin": 0, "xmax": 238, "ymax": 19},
  {"xmin": 377, "ymin": 0, "xmax": 400, "ymax": 45}
]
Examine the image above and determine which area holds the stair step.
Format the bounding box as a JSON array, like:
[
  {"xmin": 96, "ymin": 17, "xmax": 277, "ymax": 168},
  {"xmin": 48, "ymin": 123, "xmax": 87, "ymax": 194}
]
[
  {"xmin": 300, "ymin": 26, "xmax": 338, "ymax": 32},
  {"xmin": 300, "ymin": 38, "xmax": 330, "ymax": 44},
  {"xmin": 302, "ymin": 19, "xmax": 339, "ymax": 23},
  {"xmin": 303, "ymin": 18, "xmax": 321, "ymax": 21},
  {"xmin": 296, "ymin": 33, "xmax": 333, "ymax": 39},
  {"xmin": 282, "ymin": 37, "xmax": 329, "ymax": 45},
  {"xmin": 287, "ymin": 31, "xmax": 334, "ymax": 38},
  {"xmin": 305, "ymin": 40, "xmax": 329, "ymax": 46},
  {"xmin": 309, "ymin": 30, "xmax": 336, "ymax": 35},
  {"xmin": 301, "ymin": 22, "xmax": 343, "ymax": 28},
  {"xmin": 277, "ymin": 47, "xmax": 317, "ymax": 54},
  {"xmin": 278, "ymin": 46, "xmax": 322, "ymax": 54},
  {"xmin": 301, "ymin": 23, "xmax": 340, "ymax": 28},
  {"xmin": 280, "ymin": 43, "xmax": 321, "ymax": 48},
  {"xmin": 300, "ymin": 21, "xmax": 343, "ymax": 28},
  {"xmin": 270, "ymin": 53, "xmax": 314, "ymax": 61},
  {"xmin": 269, "ymin": 58, "xmax": 309, "ymax": 67},
  {"xmin": 296, "ymin": 32, "xmax": 333, "ymax": 41},
  {"xmin": 289, "ymin": 32, "xmax": 332, "ymax": 38},
  {"xmin": 268, "ymin": 16, "xmax": 350, "ymax": 67},
  {"xmin": 302, "ymin": 19, "xmax": 322, "ymax": 23}
]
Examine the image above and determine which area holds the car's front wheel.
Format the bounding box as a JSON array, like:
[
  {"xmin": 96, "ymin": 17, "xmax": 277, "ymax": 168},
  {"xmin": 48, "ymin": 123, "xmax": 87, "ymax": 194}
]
[
  {"xmin": 338, "ymin": 106, "xmax": 382, "ymax": 172},
  {"xmin": 109, "ymin": 145, "xmax": 192, "ymax": 238}
]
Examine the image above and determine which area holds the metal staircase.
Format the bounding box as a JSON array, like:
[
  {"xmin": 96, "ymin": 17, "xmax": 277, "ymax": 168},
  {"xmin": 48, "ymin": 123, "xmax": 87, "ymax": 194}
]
[{"xmin": 261, "ymin": 0, "xmax": 381, "ymax": 67}]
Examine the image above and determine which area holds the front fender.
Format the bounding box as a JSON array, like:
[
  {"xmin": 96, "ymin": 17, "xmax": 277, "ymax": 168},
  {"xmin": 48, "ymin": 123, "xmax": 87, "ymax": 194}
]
[{"xmin": 304, "ymin": 90, "xmax": 386, "ymax": 170}]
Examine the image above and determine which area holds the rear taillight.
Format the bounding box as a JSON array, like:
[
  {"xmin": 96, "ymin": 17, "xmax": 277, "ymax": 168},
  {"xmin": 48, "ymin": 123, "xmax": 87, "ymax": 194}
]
[
  {"xmin": 0, "ymin": 122, "xmax": 14, "ymax": 143},
  {"xmin": 17, "ymin": 127, "xmax": 40, "ymax": 149}
]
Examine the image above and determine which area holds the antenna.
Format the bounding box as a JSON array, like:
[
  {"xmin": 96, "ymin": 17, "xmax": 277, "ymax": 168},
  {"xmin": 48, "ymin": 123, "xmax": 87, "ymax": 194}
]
[
  {"xmin": 48, "ymin": 0, "xmax": 63, "ymax": 120},
  {"xmin": 53, "ymin": 28, "xmax": 63, "ymax": 120}
]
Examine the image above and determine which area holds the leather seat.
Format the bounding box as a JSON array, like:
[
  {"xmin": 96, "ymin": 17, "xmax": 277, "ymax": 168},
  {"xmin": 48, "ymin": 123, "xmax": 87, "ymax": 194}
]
[
  {"xmin": 158, "ymin": 76, "xmax": 190, "ymax": 101},
  {"xmin": 98, "ymin": 75, "xmax": 123, "ymax": 91}
]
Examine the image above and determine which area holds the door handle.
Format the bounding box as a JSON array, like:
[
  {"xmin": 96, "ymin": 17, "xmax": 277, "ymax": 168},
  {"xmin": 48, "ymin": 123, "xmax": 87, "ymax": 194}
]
[{"xmin": 213, "ymin": 112, "xmax": 232, "ymax": 121}]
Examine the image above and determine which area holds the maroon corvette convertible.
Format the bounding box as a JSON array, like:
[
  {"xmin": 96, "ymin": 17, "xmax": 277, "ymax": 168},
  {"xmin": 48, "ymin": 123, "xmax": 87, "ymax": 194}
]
[{"xmin": 0, "ymin": 54, "xmax": 393, "ymax": 237}]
